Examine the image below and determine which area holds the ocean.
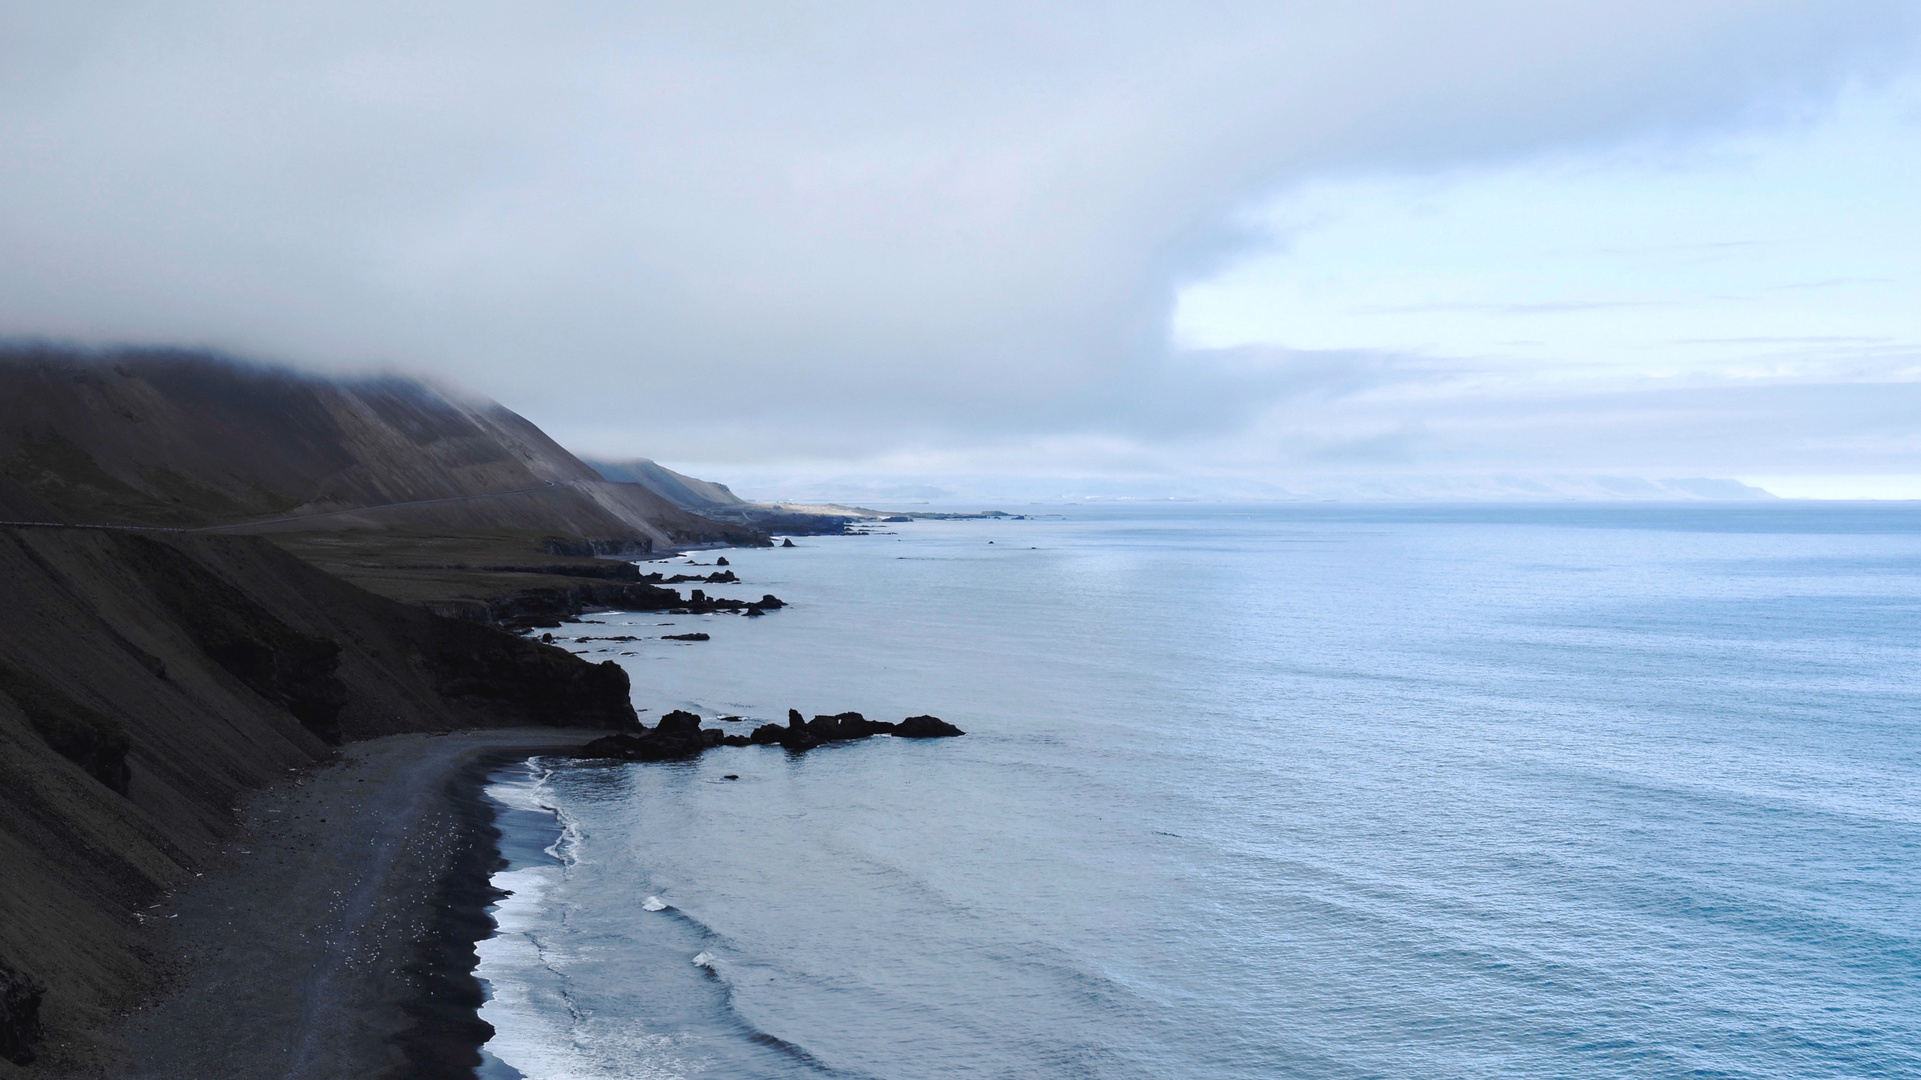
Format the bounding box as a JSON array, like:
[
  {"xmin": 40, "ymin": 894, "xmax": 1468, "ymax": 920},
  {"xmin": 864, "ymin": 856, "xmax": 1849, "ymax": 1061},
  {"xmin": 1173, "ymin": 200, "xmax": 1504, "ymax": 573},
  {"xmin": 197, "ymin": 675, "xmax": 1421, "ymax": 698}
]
[{"xmin": 475, "ymin": 504, "xmax": 1921, "ymax": 1079}]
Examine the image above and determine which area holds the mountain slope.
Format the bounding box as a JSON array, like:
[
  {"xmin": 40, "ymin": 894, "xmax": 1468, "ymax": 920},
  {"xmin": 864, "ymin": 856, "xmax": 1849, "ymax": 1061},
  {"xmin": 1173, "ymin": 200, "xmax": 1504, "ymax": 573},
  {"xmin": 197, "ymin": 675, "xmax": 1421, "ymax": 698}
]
[
  {"xmin": 0, "ymin": 347, "xmax": 756, "ymax": 547},
  {"xmin": 585, "ymin": 457, "xmax": 748, "ymax": 514}
]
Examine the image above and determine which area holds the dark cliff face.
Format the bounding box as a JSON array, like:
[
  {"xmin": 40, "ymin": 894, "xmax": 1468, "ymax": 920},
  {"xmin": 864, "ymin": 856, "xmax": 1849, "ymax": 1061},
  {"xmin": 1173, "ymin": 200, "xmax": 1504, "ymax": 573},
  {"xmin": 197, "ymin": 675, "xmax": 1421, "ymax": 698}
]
[{"xmin": 0, "ymin": 527, "xmax": 640, "ymax": 1060}]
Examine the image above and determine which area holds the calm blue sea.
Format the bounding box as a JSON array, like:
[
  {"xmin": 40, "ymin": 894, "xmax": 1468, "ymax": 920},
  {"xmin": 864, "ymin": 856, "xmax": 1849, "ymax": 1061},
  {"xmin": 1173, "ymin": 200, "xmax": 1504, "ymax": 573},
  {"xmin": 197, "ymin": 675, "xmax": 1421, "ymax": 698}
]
[{"xmin": 476, "ymin": 504, "xmax": 1921, "ymax": 1079}]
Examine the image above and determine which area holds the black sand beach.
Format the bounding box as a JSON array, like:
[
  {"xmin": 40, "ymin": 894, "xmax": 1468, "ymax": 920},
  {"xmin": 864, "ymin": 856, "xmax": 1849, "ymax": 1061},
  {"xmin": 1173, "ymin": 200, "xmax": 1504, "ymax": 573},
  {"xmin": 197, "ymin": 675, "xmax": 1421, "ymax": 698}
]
[{"xmin": 95, "ymin": 730, "xmax": 591, "ymax": 1079}]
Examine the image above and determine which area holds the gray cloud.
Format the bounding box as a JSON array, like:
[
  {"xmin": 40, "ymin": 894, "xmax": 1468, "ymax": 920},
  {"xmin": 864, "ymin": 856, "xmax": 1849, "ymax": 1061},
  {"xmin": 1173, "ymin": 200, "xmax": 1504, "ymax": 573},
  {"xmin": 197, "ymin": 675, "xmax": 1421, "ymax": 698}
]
[{"xmin": 2, "ymin": 1, "xmax": 1916, "ymax": 470}]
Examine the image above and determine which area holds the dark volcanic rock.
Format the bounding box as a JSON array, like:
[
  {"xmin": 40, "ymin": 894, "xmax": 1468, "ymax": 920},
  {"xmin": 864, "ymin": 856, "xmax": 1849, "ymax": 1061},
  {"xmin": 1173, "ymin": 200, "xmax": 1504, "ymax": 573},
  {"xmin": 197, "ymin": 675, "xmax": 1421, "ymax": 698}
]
[
  {"xmin": 781, "ymin": 538, "xmax": 795, "ymax": 547},
  {"xmin": 895, "ymin": 715, "xmax": 965, "ymax": 738},
  {"xmin": 429, "ymin": 620, "xmax": 639, "ymax": 730},
  {"xmin": 655, "ymin": 709, "xmax": 703, "ymax": 736},
  {"xmin": 0, "ymin": 962, "xmax": 45, "ymax": 1066},
  {"xmin": 756, "ymin": 594, "xmax": 785, "ymax": 609},
  {"xmin": 662, "ymin": 632, "xmax": 709, "ymax": 641},
  {"xmin": 720, "ymin": 735, "xmax": 751, "ymax": 747},
  {"xmin": 776, "ymin": 707, "xmax": 820, "ymax": 750},
  {"xmin": 715, "ymin": 557, "xmax": 729, "ymax": 566},
  {"xmin": 120, "ymin": 536, "xmax": 351, "ymax": 742},
  {"xmin": 748, "ymin": 723, "xmax": 787, "ymax": 745},
  {"xmin": 0, "ymin": 660, "xmax": 133, "ymax": 795},
  {"xmin": 578, "ymin": 709, "xmax": 708, "ymax": 760},
  {"xmin": 780, "ymin": 728, "xmax": 821, "ymax": 751},
  {"xmin": 806, "ymin": 711, "xmax": 898, "ymax": 741}
]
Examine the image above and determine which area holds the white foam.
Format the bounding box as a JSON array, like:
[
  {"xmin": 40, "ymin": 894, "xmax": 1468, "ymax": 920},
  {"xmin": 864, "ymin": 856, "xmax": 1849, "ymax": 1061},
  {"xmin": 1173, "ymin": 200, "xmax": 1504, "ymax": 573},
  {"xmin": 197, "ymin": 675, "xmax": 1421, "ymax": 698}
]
[
  {"xmin": 485, "ymin": 760, "xmax": 583, "ymax": 868},
  {"xmin": 478, "ymin": 822, "xmax": 706, "ymax": 1078},
  {"xmin": 692, "ymin": 951, "xmax": 716, "ymax": 969},
  {"xmin": 643, "ymin": 896, "xmax": 667, "ymax": 911}
]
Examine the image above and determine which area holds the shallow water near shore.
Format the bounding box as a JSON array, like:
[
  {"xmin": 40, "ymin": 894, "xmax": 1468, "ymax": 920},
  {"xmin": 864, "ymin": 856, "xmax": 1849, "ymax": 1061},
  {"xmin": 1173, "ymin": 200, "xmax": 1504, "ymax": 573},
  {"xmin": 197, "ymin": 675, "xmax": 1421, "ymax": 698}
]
[{"xmin": 475, "ymin": 503, "xmax": 1921, "ymax": 1079}]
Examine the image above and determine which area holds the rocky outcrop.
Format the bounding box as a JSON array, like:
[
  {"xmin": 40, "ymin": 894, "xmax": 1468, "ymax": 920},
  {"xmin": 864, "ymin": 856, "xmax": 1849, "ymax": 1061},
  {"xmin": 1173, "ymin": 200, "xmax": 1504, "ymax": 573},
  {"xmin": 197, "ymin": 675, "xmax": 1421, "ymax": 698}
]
[
  {"xmin": 425, "ymin": 582, "xmax": 785, "ymax": 631},
  {"xmin": 0, "ymin": 660, "xmax": 134, "ymax": 795},
  {"xmin": 578, "ymin": 710, "xmax": 710, "ymax": 761},
  {"xmin": 0, "ymin": 961, "xmax": 46, "ymax": 1066},
  {"xmin": 895, "ymin": 715, "xmax": 965, "ymax": 738},
  {"xmin": 539, "ymin": 537, "xmax": 653, "ymax": 559},
  {"xmin": 118, "ymin": 535, "xmax": 352, "ymax": 743},
  {"xmin": 584, "ymin": 707, "xmax": 960, "ymax": 760},
  {"xmin": 805, "ymin": 711, "xmax": 899, "ymax": 740},
  {"xmin": 427, "ymin": 620, "xmax": 639, "ymax": 730}
]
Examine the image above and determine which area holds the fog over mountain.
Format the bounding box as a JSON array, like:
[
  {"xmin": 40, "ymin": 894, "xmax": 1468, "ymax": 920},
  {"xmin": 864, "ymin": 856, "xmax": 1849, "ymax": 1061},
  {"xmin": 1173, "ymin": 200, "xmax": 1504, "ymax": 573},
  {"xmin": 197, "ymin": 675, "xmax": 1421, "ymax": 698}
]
[{"xmin": 2, "ymin": 3, "xmax": 1917, "ymax": 497}]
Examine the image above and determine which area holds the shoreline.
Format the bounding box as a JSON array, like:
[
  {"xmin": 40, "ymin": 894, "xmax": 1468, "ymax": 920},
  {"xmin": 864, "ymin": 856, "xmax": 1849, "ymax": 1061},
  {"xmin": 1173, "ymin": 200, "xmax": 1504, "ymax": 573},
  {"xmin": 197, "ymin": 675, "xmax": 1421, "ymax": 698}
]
[
  {"xmin": 387, "ymin": 750, "xmax": 526, "ymax": 1080},
  {"xmin": 97, "ymin": 729, "xmax": 593, "ymax": 1079}
]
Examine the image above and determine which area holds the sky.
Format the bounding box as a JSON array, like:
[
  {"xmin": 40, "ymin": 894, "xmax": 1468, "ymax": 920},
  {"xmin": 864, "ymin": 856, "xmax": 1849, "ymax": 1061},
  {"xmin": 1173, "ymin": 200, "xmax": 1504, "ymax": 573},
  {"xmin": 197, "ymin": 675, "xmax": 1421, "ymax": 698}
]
[{"xmin": 2, "ymin": 2, "xmax": 1918, "ymax": 499}]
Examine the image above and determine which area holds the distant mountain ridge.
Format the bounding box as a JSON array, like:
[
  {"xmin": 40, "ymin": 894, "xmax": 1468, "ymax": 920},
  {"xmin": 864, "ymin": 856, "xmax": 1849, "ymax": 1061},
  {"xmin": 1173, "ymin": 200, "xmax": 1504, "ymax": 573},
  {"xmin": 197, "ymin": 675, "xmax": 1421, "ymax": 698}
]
[
  {"xmin": 0, "ymin": 346, "xmax": 758, "ymax": 547},
  {"xmin": 586, "ymin": 457, "xmax": 749, "ymax": 513}
]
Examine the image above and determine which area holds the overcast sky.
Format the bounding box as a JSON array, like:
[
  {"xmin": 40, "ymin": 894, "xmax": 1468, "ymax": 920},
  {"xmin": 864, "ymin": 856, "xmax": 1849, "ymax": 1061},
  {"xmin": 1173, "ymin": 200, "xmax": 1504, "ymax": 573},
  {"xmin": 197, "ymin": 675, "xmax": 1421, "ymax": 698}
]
[{"xmin": 3, "ymin": 2, "xmax": 1918, "ymax": 497}]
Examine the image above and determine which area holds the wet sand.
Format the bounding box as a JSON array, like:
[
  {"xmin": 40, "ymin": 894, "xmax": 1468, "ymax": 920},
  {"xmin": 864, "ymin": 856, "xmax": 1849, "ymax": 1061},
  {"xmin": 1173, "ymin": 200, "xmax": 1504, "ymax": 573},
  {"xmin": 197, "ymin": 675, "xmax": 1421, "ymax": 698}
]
[{"xmin": 99, "ymin": 729, "xmax": 594, "ymax": 1080}]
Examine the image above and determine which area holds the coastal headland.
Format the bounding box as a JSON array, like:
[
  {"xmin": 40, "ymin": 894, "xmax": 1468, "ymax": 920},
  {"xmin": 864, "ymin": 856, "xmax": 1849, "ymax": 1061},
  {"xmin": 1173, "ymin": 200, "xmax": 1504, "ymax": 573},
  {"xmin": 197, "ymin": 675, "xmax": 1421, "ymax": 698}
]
[{"xmin": 0, "ymin": 346, "xmax": 864, "ymax": 1074}]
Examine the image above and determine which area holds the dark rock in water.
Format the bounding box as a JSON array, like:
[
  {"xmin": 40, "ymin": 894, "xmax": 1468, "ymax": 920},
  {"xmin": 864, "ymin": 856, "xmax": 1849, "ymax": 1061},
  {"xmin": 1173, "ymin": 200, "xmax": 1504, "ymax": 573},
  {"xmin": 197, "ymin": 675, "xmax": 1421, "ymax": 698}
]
[
  {"xmin": 756, "ymin": 594, "xmax": 785, "ymax": 609},
  {"xmin": 578, "ymin": 709, "xmax": 710, "ymax": 760},
  {"xmin": 0, "ymin": 963, "xmax": 46, "ymax": 1066},
  {"xmin": 748, "ymin": 723, "xmax": 787, "ymax": 745},
  {"xmin": 806, "ymin": 711, "xmax": 898, "ymax": 740},
  {"xmin": 540, "ymin": 632, "xmax": 554, "ymax": 643},
  {"xmin": 702, "ymin": 728, "xmax": 724, "ymax": 748},
  {"xmin": 720, "ymin": 736, "xmax": 751, "ymax": 747},
  {"xmin": 719, "ymin": 715, "xmax": 743, "ymax": 722},
  {"xmin": 723, "ymin": 773, "xmax": 739, "ymax": 779},
  {"xmin": 883, "ymin": 516, "xmax": 912, "ymax": 522},
  {"xmin": 715, "ymin": 556, "xmax": 730, "ymax": 566},
  {"xmin": 704, "ymin": 570, "xmax": 738, "ymax": 583},
  {"xmin": 656, "ymin": 710, "xmax": 702, "ymax": 734},
  {"xmin": 781, "ymin": 538, "xmax": 796, "ymax": 547},
  {"xmin": 743, "ymin": 607, "xmax": 764, "ymax": 617},
  {"xmin": 662, "ymin": 632, "xmax": 709, "ymax": 641},
  {"xmin": 776, "ymin": 708, "xmax": 820, "ymax": 749},
  {"xmin": 895, "ymin": 715, "xmax": 965, "ymax": 738}
]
